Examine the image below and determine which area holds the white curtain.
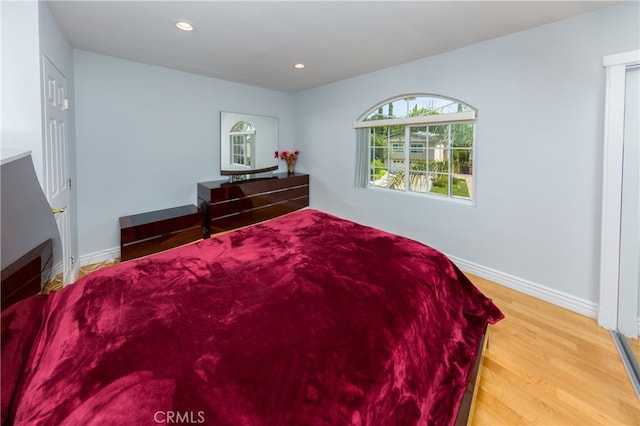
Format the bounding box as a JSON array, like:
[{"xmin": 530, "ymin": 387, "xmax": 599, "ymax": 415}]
[{"xmin": 354, "ymin": 128, "xmax": 369, "ymax": 188}]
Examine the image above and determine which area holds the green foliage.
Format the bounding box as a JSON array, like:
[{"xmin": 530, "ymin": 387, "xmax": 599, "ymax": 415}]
[
  {"xmin": 409, "ymin": 160, "xmax": 426, "ymax": 172},
  {"xmin": 431, "ymin": 175, "xmax": 448, "ymax": 187},
  {"xmin": 387, "ymin": 172, "xmax": 404, "ymax": 190},
  {"xmin": 429, "ymin": 176, "xmax": 470, "ymax": 198},
  {"xmin": 428, "ymin": 160, "xmax": 448, "ymax": 173},
  {"xmin": 427, "ymin": 155, "xmax": 472, "ymax": 175},
  {"xmin": 453, "ymin": 150, "xmax": 470, "ymax": 163},
  {"xmin": 370, "ymin": 159, "xmax": 386, "ymax": 180},
  {"xmin": 451, "ymin": 123, "xmax": 473, "ymax": 147}
]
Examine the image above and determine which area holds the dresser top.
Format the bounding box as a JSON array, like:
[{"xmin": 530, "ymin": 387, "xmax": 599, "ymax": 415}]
[
  {"xmin": 198, "ymin": 173, "xmax": 307, "ymax": 190},
  {"xmin": 119, "ymin": 204, "xmax": 199, "ymax": 228}
]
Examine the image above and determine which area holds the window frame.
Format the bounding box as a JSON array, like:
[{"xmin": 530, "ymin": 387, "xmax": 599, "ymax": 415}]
[
  {"xmin": 355, "ymin": 94, "xmax": 477, "ymax": 204},
  {"xmin": 229, "ymin": 121, "xmax": 256, "ymax": 167}
]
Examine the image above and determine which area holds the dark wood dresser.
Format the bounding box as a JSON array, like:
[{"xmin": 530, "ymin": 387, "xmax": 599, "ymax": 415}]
[
  {"xmin": 119, "ymin": 204, "xmax": 202, "ymax": 261},
  {"xmin": 2, "ymin": 151, "xmax": 58, "ymax": 310},
  {"xmin": 198, "ymin": 173, "xmax": 309, "ymax": 237},
  {"xmin": 1, "ymin": 239, "xmax": 52, "ymax": 311}
]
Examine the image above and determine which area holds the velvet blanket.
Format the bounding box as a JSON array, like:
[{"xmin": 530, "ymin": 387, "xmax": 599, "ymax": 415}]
[{"xmin": 1, "ymin": 209, "xmax": 503, "ymax": 425}]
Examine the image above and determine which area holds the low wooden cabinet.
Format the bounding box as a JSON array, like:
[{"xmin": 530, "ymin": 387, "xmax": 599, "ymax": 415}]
[
  {"xmin": 119, "ymin": 205, "xmax": 202, "ymax": 261},
  {"xmin": 1, "ymin": 239, "xmax": 52, "ymax": 311},
  {"xmin": 198, "ymin": 173, "xmax": 309, "ymax": 237}
]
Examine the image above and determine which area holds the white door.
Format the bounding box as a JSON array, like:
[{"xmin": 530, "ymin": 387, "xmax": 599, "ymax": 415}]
[
  {"xmin": 618, "ymin": 67, "xmax": 639, "ymax": 338},
  {"xmin": 43, "ymin": 56, "xmax": 73, "ymax": 283},
  {"xmin": 599, "ymin": 51, "xmax": 640, "ymax": 330}
]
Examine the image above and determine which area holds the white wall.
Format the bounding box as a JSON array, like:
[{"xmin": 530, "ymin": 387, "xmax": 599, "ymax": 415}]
[
  {"xmin": 293, "ymin": 2, "xmax": 640, "ymax": 307},
  {"xmin": 1, "ymin": 1, "xmax": 43, "ymax": 183},
  {"xmin": 73, "ymin": 51, "xmax": 294, "ymax": 257},
  {"xmin": 0, "ymin": 1, "xmax": 77, "ymax": 270}
]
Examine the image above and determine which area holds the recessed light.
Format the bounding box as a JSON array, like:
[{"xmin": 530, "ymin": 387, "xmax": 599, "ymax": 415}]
[
  {"xmin": 293, "ymin": 63, "xmax": 305, "ymax": 69},
  {"xmin": 175, "ymin": 21, "xmax": 195, "ymax": 32}
]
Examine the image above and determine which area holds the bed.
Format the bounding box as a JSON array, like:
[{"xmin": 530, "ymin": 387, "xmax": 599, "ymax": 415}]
[{"xmin": 1, "ymin": 209, "xmax": 503, "ymax": 425}]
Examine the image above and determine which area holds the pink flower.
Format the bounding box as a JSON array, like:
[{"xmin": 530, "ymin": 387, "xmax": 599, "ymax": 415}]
[{"xmin": 276, "ymin": 150, "xmax": 300, "ymax": 162}]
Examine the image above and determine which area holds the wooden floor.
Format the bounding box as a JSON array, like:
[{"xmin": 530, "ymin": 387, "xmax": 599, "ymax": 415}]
[
  {"xmin": 43, "ymin": 259, "xmax": 120, "ymax": 294},
  {"xmin": 468, "ymin": 274, "xmax": 640, "ymax": 425}
]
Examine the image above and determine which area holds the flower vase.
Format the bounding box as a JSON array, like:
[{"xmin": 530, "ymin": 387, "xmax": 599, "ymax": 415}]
[{"xmin": 286, "ymin": 159, "xmax": 296, "ymax": 175}]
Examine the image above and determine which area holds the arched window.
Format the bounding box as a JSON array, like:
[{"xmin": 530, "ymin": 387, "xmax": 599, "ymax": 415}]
[
  {"xmin": 229, "ymin": 121, "xmax": 255, "ymax": 166},
  {"xmin": 354, "ymin": 94, "xmax": 477, "ymax": 201}
]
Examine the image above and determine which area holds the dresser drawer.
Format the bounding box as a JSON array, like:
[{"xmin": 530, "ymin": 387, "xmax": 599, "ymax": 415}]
[
  {"xmin": 119, "ymin": 205, "xmax": 202, "ymax": 261},
  {"xmin": 198, "ymin": 173, "xmax": 309, "ymax": 237}
]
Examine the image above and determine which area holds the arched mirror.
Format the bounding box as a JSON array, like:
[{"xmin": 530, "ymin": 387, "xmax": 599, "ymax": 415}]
[
  {"xmin": 220, "ymin": 112, "xmax": 278, "ymax": 176},
  {"xmin": 229, "ymin": 121, "xmax": 255, "ymax": 167}
]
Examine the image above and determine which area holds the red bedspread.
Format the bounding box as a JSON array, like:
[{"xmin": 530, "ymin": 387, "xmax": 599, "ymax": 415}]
[{"xmin": 1, "ymin": 209, "xmax": 502, "ymax": 425}]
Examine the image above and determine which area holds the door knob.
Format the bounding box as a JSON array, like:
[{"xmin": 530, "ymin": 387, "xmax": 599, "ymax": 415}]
[{"xmin": 51, "ymin": 206, "xmax": 67, "ymax": 215}]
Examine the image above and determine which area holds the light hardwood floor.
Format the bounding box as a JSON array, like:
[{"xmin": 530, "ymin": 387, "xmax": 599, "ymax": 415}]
[
  {"xmin": 44, "ymin": 260, "xmax": 120, "ymax": 294},
  {"xmin": 469, "ymin": 274, "xmax": 640, "ymax": 425}
]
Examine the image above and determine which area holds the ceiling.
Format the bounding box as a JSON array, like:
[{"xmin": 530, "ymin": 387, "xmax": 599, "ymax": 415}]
[{"xmin": 48, "ymin": 1, "xmax": 622, "ymax": 93}]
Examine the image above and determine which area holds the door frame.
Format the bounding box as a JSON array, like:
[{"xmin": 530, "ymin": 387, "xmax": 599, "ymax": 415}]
[
  {"xmin": 598, "ymin": 50, "xmax": 640, "ymax": 330},
  {"xmin": 42, "ymin": 54, "xmax": 76, "ymax": 283}
]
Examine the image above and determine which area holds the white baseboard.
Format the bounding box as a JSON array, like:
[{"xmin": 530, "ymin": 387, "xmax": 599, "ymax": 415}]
[
  {"xmin": 48, "ymin": 261, "xmax": 81, "ymax": 286},
  {"xmin": 449, "ymin": 255, "xmax": 600, "ymax": 320},
  {"xmin": 50, "ymin": 261, "xmax": 63, "ymax": 281},
  {"xmin": 78, "ymin": 246, "xmax": 120, "ymax": 269}
]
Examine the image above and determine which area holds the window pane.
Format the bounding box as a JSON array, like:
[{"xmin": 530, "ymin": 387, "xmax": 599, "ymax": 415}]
[
  {"xmin": 429, "ymin": 173, "xmax": 449, "ymax": 196},
  {"xmin": 366, "ymin": 100, "xmax": 407, "ymax": 120},
  {"xmin": 410, "ymin": 144, "xmax": 426, "ymax": 155},
  {"xmin": 370, "ymin": 165, "xmax": 387, "ymax": 186},
  {"xmin": 388, "ymin": 124, "xmax": 405, "ymax": 174},
  {"xmin": 371, "ymin": 127, "xmax": 386, "ymax": 146},
  {"xmin": 372, "ymin": 147, "xmax": 388, "ymax": 162},
  {"xmin": 389, "ymin": 158, "xmax": 405, "ymax": 174},
  {"xmin": 389, "ymin": 126, "xmax": 406, "ymax": 191},
  {"xmin": 428, "ymin": 148, "xmax": 449, "ymax": 171},
  {"xmin": 410, "ymin": 125, "xmax": 427, "ymax": 141},
  {"xmin": 391, "ymin": 143, "xmax": 404, "ymax": 153},
  {"xmin": 409, "ymin": 158, "xmax": 427, "ymax": 171},
  {"xmin": 452, "ymin": 148, "xmax": 472, "ymax": 174},
  {"xmin": 364, "ymin": 95, "xmax": 475, "ymax": 121},
  {"xmin": 388, "ymin": 173, "xmax": 406, "ymax": 191},
  {"xmin": 428, "ymin": 125, "xmax": 450, "ymax": 147},
  {"xmin": 409, "ymin": 126, "xmax": 427, "ymax": 164},
  {"xmin": 420, "ymin": 97, "xmax": 470, "ymax": 115},
  {"xmin": 408, "ymin": 171, "xmax": 428, "ymax": 193},
  {"xmin": 452, "ymin": 174, "xmax": 472, "ymax": 199},
  {"xmin": 390, "ymin": 142, "xmax": 404, "ymax": 170},
  {"xmin": 409, "ymin": 123, "xmax": 427, "ymax": 187},
  {"xmin": 389, "ymin": 124, "xmax": 404, "ymax": 140},
  {"xmin": 451, "ymin": 123, "xmax": 473, "ymax": 147}
]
